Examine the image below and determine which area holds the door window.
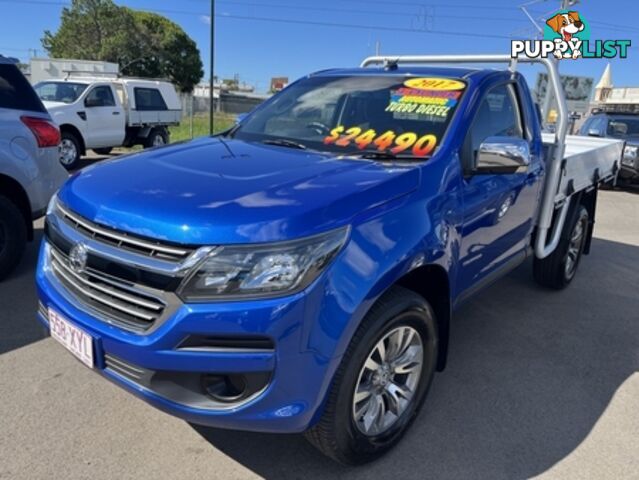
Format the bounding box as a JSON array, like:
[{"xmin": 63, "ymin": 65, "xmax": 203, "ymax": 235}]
[
  {"xmin": 85, "ymin": 86, "xmax": 116, "ymax": 107},
  {"xmin": 464, "ymin": 84, "xmax": 524, "ymax": 167},
  {"xmin": 580, "ymin": 116, "xmax": 606, "ymax": 136},
  {"xmin": 0, "ymin": 64, "xmax": 46, "ymax": 112},
  {"xmin": 134, "ymin": 88, "xmax": 168, "ymax": 111}
]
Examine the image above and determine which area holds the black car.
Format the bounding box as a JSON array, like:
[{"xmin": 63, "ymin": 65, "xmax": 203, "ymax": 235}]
[{"xmin": 579, "ymin": 111, "xmax": 639, "ymax": 182}]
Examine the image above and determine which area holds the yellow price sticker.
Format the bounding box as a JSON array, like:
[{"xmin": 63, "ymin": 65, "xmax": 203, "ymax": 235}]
[{"xmin": 404, "ymin": 77, "xmax": 466, "ymax": 91}]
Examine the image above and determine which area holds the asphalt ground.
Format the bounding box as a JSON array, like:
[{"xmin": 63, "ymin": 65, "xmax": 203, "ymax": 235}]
[{"xmin": 0, "ymin": 187, "xmax": 637, "ymax": 480}]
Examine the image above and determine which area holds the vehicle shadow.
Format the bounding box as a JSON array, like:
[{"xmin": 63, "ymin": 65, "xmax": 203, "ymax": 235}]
[
  {"xmin": 73, "ymin": 149, "xmax": 142, "ymax": 171},
  {"xmin": 0, "ymin": 227, "xmax": 47, "ymax": 355},
  {"xmin": 191, "ymin": 237, "xmax": 639, "ymax": 479}
]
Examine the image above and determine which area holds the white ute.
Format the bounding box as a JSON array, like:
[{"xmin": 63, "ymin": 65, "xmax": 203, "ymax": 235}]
[{"xmin": 35, "ymin": 76, "xmax": 182, "ymax": 169}]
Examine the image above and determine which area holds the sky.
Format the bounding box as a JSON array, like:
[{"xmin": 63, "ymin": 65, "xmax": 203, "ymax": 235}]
[{"xmin": 1, "ymin": 0, "xmax": 638, "ymax": 92}]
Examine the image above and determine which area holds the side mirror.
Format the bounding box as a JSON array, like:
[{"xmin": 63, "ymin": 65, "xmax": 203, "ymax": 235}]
[
  {"xmin": 85, "ymin": 97, "xmax": 101, "ymax": 108},
  {"xmin": 475, "ymin": 136, "xmax": 530, "ymax": 174},
  {"xmin": 235, "ymin": 113, "xmax": 248, "ymax": 124},
  {"xmin": 587, "ymin": 128, "xmax": 602, "ymax": 137}
]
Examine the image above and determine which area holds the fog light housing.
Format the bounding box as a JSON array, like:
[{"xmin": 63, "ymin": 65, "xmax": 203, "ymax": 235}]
[{"xmin": 201, "ymin": 372, "xmax": 271, "ymax": 404}]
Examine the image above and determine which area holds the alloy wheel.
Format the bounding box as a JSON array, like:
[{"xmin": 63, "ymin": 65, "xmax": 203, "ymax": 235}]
[
  {"xmin": 59, "ymin": 139, "xmax": 78, "ymax": 166},
  {"xmin": 352, "ymin": 326, "xmax": 423, "ymax": 436},
  {"xmin": 565, "ymin": 214, "xmax": 586, "ymax": 279}
]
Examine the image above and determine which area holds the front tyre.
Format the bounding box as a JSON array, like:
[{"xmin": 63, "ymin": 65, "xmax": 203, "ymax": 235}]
[
  {"xmin": 533, "ymin": 204, "xmax": 589, "ymax": 290},
  {"xmin": 305, "ymin": 286, "xmax": 438, "ymax": 465}
]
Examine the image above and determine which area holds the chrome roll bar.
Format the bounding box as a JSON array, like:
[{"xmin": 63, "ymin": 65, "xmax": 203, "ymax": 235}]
[{"xmin": 361, "ymin": 54, "xmax": 569, "ymax": 259}]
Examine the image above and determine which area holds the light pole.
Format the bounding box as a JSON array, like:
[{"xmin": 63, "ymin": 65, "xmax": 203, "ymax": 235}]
[{"xmin": 209, "ymin": 0, "xmax": 215, "ymax": 135}]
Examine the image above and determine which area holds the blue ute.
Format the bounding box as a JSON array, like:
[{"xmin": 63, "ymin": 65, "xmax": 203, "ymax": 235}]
[{"xmin": 36, "ymin": 59, "xmax": 613, "ymax": 464}]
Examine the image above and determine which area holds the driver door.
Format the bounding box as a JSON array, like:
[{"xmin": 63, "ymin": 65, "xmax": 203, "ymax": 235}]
[
  {"xmin": 457, "ymin": 82, "xmax": 543, "ymax": 298},
  {"xmin": 83, "ymin": 85, "xmax": 125, "ymax": 147}
]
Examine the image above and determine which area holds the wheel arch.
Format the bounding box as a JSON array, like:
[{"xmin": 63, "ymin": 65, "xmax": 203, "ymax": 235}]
[
  {"xmin": 60, "ymin": 123, "xmax": 86, "ymax": 155},
  {"xmin": 580, "ymin": 187, "xmax": 598, "ymax": 255},
  {"xmin": 341, "ymin": 262, "xmax": 452, "ymax": 372},
  {"xmin": 0, "ymin": 174, "xmax": 33, "ymax": 240},
  {"xmin": 394, "ymin": 264, "xmax": 451, "ymax": 371}
]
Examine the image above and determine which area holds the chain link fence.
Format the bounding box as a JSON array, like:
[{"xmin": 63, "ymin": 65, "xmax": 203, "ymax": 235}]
[{"xmin": 179, "ymin": 91, "xmax": 269, "ymax": 139}]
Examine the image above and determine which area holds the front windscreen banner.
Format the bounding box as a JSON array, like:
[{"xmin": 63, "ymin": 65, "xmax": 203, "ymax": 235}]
[{"xmin": 233, "ymin": 75, "xmax": 467, "ymax": 158}]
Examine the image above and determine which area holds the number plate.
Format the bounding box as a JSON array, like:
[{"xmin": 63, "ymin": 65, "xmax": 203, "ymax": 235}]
[{"xmin": 49, "ymin": 308, "xmax": 94, "ymax": 368}]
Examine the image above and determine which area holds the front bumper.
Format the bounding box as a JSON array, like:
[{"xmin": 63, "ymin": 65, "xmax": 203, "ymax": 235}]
[
  {"xmin": 619, "ymin": 161, "xmax": 639, "ymax": 180},
  {"xmin": 35, "ymin": 241, "xmax": 341, "ymax": 433},
  {"xmin": 620, "ymin": 151, "xmax": 639, "ymax": 180}
]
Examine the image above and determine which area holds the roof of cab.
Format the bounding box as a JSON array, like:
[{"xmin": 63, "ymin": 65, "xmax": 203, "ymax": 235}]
[
  {"xmin": 0, "ymin": 55, "xmax": 19, "ymax": 65},
  {"xmin": 311, "ymin": 65, "xmax": 503, "ymax": 83},
  {"xmin": 36, "ymin": 77, "xmax": 174, "ymax": 87},
  {"xmin": 43, "ymin": 78, "xmax": 94, "ymax": 84}
]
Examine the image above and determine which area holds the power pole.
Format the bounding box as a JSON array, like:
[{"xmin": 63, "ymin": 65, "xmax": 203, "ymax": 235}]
[{"xmin": 209, "ymin": 0, "xmax": 215, "ymax": 135}]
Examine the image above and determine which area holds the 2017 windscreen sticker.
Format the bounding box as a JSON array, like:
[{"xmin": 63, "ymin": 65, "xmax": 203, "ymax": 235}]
[{"xmin": 386, "ymin": 78, "xmax": 465, "ymax": 120}]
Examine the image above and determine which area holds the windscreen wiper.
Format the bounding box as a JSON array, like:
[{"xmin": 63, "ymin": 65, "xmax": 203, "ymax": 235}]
[
  {"xmin": 349, "ymin": 150, "xmax": 423, "ymax": 161},
  {"xmin": 262, "ymin": 139, "xmax": 308, "ymax": 150}
]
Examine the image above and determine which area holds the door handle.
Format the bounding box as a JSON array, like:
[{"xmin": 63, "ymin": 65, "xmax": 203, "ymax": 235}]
[{"xmin": 113, "ymin": 111, "xmax": 121, "ymax": 115}]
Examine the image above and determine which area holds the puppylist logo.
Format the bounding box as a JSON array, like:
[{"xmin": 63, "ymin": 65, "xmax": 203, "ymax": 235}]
[{"xmin": 511, "ymin": 10, "xmax": 631, "ymax": 60}]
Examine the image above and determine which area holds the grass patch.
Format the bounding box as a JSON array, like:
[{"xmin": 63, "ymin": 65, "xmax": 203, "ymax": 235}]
[{"xmin": 169, "ymin": 114, "xmax": 236, "ymax": 142}]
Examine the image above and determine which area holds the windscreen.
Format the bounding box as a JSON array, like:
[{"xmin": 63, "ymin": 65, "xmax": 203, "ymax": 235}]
[
  {"xmin": 607, "ymin": 116, "xmax": 639, "ymax": 138},
  {"xmin": 35, "ymin": 82, "xmax": 88, "ymax": 104},
  {"xmin": 232, "ymin": 75, "xmax": 466, "ymax": 158}
]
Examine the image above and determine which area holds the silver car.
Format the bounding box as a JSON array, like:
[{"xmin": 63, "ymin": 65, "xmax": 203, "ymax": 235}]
[{"xmin": 0, "ymin": 56, "xmax": 67, "ymax": 280}]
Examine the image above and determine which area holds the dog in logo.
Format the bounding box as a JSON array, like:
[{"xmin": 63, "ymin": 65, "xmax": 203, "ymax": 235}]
[{"xmin": 546, "ymin": 11, "xmax": 585, "ymax": 59}]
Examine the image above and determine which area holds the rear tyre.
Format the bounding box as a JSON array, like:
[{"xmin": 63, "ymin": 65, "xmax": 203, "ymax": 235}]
[
  {"xmin": 93, "ymin": 147, "xmax": 113, "ymax": 155},
  {"xmin": 305, "ymin": 286, "xmax": 438, "ymax": 465},
  {"xmin": 144, "ymin": 128, "xmax": 168, "ymax": 149},
  {"xmin": 0, "ymin": 195, "xmax": 27, "ymax": 281},
  {"xmin": 533, "ymin": 204, "xmax": 589, "ymax": 290},
  {"xmin": 59, "ymin": 131, "xmax": 81, "ymax": 170}
]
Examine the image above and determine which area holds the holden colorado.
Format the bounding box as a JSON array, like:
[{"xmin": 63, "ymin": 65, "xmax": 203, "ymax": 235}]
[{"xmin": 36, "ymin": 54, "xmax": 623, "ymax": 464}]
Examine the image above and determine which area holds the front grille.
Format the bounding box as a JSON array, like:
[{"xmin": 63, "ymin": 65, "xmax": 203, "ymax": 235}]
[
  {"xmin": 45, "ymin": 222, "xmax": 179, "ymax": 291},
  {"xmin": 48, "ymin": 245, "xmax": 167, "ymax": 332},
  {"xmin": 57, "ymin": 202, "xmax": 193, "ymax": 262}
]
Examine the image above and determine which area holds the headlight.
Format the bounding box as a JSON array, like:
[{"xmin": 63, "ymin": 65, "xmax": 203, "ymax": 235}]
[
  {"xmin": 46, "ymin": 194, "xmax": 59, "ymax": 216},
  {"xmin": 624, "ymin": 145, "xmax": 638, "ymax": 159},
  {"xmin": 178, "ymin": 226, "xmax": 350, "ymax": 301}
]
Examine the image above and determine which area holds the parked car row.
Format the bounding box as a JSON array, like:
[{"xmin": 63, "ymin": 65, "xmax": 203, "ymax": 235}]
[{"xmin": 578, "ymin": 109, "xmax": 639, "ymax": 183}]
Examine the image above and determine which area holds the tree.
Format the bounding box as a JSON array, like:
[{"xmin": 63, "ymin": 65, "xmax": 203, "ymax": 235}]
[
  {"xmin": 127, "ymin": 10, "xmax": 203, "ymax": 93},
  {"xmin": 42, "ymin": 0, "xmax": 203, "ymax": 92}
]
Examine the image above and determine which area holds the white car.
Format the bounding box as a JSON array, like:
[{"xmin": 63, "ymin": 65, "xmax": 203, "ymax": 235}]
[
  {"xmin": 35, "ymin": 77, "xmax": 182, "ymax": 169},
  {"xmin": 0, "ymin": 56, "xmax": 67, "ymax": 279}
]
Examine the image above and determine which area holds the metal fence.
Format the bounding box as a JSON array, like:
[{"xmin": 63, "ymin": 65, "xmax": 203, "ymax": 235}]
[{"xmin": 181, "ymin": 92, "xmax": 268, "ymax": 116}]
